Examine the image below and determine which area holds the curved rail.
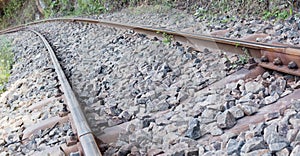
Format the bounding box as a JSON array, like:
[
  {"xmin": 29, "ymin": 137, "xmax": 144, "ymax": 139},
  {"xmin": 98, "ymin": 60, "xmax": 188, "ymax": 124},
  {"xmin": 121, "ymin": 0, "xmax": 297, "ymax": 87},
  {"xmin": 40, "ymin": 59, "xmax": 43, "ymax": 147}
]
[
  {"xmin": 1, "ymin": 17, "xmax": 300, "ymax": 50},
  {"xmin": 26, "ymin": 29, "xmax": 101, "ymax": 156},
  {"xmin": 1, "ymin": 17, "xmax": 300, "ymax": 76}
]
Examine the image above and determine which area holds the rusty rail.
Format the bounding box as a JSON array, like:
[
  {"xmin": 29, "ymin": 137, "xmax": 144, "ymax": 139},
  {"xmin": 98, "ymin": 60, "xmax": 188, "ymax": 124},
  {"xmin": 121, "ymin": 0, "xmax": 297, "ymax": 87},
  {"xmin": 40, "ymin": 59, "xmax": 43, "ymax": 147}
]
[
  {"xmin": 27, "ymin": 29, "xmax": 101, "ymax": 156},
  {"xmin": 1, "ymin": 17, "xmax": 300, "ymax": 76}
]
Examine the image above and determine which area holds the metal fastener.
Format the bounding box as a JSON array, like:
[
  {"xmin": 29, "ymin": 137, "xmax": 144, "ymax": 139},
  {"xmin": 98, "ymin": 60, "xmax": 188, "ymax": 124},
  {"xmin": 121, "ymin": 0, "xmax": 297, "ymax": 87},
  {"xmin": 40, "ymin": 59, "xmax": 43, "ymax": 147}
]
[
  {"xmin": 260, "ymin": 55, "xmax": 269, "ymax": 62},
  {"xmin": 273, "ymin": 57, "xmax": 282, "ymax": 65},
  {"xmin": 288, "ymin": 61, "xmax": 298, "ymax": 69}
]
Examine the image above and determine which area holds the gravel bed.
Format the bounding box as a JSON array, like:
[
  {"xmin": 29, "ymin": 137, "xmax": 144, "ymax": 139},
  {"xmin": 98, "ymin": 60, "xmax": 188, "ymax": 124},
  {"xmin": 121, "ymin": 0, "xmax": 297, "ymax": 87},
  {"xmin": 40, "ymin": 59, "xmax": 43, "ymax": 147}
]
[
  {"xmin": 103, "ymin": 71, "xmax": 300, "ymax": 156},
  {"xmin": 27, "ymin": 11, "xmax": 300, "ymax": 155},
  {"xmin": 97, "ymin": 6, "xmax": 300, "ymax": 45},
  {"xmin": 0, "ymin": 32, "xmax": 71, "ymax": 155},
  {"xmin": 28, "ymin": 21, "xmax": 241, "ymax": 153}
]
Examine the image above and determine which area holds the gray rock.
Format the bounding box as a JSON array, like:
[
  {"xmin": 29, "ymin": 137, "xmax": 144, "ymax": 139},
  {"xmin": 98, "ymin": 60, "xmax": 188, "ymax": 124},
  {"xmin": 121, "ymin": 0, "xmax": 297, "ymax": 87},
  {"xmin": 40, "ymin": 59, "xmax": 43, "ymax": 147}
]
[
  {"xmin": 141, "ymin": 117, "xmax": 155, "ymax": 128},
  {"xmin": 7, "ymin": 144, "xmax": 17, "ymax": 151},
  {"xmin": 289, "ymin": 117, "xmax": 300, "ymax": 129},
  {"xmin": 262, "ymin": 72, "xmax": 270, "ymax": 79},
  {"xmin": 291, "ymin": 99, "xmax": 300, "ymax": 112},
  {"xmin": 241, "ymin": 149, "xmax": 270, "ymax": 156},
  {"xmin": 226, "ymin": 82, "xmax": 237, "ymax": 90},
  {"xmin": 246, "ymin": 28, "xmax": 255, "ymax": 34},
  {"xmin": 239, "ymin": 93, "xmax": 254, "ymax": 103},
  {"xmin": 294, "ymin": 130, "xmax": 300, "ymax": 142},
  {"xmin": 163, "ymin": 132, "xmax": 180, "ymax": 147},
  {"xmin": 179, "ymin": 137, "xmax": 198, "ymax": 148},
  {"xmin": 186, "ymin": 148, "xmax": 198, "ymax": 156},
  {"xmin": 276, "ymin": 148, "xmax": 290, "ymax": 156},
  {"xmin": 210, "ymin": 126, "xmax": 223, "ymax": 136},
  {"xmin": 119, "ymin": 111, "xmax": 132, "ymax": 121},
  {"xmin": 291, "ymin": 145, "xmax": 300, "ymax": 156},
  {"xmin": 0, "ymin": 152, "xmax": 9, "ymax": 156},
  {"xmin": 264, "ymin": 112, "xmax": 280, "ymax": 121},
  {"xmin": 226, "ymin": 139, "xmax": 243, "ymax": 155},
  {"xmin": 0, "ymin": 139, "xmax": 5, "ymax": 146},
  {"xmin": 249, "ymin": 122, "xmax": 266, "ymax": 136},
  {"xmin": 147, "ymin": 149, "xmax": 164, "ymax": 156},
  {"xmin": 229, "ymin": 106, "xmax": 245, "ymax": 119},
  {"xmin": 280, "ymin": 90, "xmax": 292, "ymax": 97},
  {"xmin": 269, "ymin": 78, "xmax": 286, "ymax": 95},
  {"xmin": 185, "ymin": 118, "xmax": 201, "ymax": 140},
  {"xmin": 274, "ymin": 24, "xmax": 284, "ymax": 31},
  {"xmin": 264, "ymin": 93, "xmax": 279, "ymax": 105},
  {"xmin": 201, "ymin": 109, "xmax": 218, "ymax": 123},
  {"xmin": 170, "ymin": 142, "xmax": 188, "ymax": 156},
  {"xmin": 263, "ymin": 124, "xmax": 287, "ymax": 144},
  {"xmin": 268, "ymin": 142, "xmax": 288, "ymax": 152},
  {"xmin": 238, "ymin": 104, "xmax": 258, "ymax": 116},
  {"xmin": 245, "ymin": 81, "xmax": 264, "ymax": 94},
  {"xmin": 203, "ymin": 94, "xmax": 222, "ymax": 106},
  {"xmin": 49, "ymin": 128, "xmax": 58, "ymax": 137},
  {"xmin": 189, "ymin": 104, "xmax": 205, "ymax": 117},
  {"xmin": 118, "ymin": 144, "xmax": 133, "ymax": 156},
  {"xmin": 210, "ymin": 141, "xmax": 222, "ymax": 151},
  {"xmin": 286, "ymin": 129, "xmax": 298, "ymax": 143},
  {"xmin": 241, "ymin": 137, "xmax": 267, "ymax": 153},
  {"xmin": 217, "ymin": 110, "xmax": 237, "ymax": 129}
]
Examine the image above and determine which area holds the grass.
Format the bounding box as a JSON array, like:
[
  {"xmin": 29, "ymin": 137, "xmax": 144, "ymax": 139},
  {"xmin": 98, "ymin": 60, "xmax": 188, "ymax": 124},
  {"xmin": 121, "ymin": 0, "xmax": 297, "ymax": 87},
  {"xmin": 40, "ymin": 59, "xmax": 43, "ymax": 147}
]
[
  {"xmin": 156, "ymin": 31, "xmax": 173, "ymax": 45},
  {"xmin": 42, "ymin": 0, "xmax": 175, "ymax": 18},
  {"xmin": 0, "ymin": 0, "xmax": 25, "ymax": 29},
  {"xmin": 43, "ymin": 0, "xmax": 106, "ymax": 18},
  {"xmin": 162, "ymin": 32, "xmax": 173, "ymax": 45},
  {"xmin": 0, "ymin": 38, "xmax": 13, "ymax": 94},
  {"xmin": 262, "ymin": 8, "xmax": 292, "ymax": 20},
  {"xmin": 223, "ymin": 47, "xmax": 250, "ymax": 70}
]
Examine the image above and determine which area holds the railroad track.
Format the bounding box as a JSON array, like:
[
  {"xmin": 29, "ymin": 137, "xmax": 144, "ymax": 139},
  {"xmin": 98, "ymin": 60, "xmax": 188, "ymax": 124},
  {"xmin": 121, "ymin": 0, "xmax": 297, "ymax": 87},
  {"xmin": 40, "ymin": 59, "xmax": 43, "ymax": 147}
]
[{"xmin": 0, "ymin": 18, "xmax": 300, "ymax": 155}]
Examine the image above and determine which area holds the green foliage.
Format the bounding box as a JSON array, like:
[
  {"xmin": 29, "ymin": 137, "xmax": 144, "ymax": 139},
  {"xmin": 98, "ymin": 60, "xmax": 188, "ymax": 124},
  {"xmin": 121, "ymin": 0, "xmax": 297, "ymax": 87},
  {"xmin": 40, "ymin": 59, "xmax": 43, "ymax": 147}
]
[
  {"xmin": 44, "ymin": 0, "xmax": 106, "ymax": 18},
  {"xmin": 162, "ymin": 32, "xmax": 173, "ymax": 45},
  {"xmin": 0, "ymin": 0, "xmax": 25, "ymax": 28},
  {"xmin": 75, "ymin": 0, "xmax": 106, "ymax": 15},
  {"xmin": 224, "ymin": 47, "xmax": 250, "ymax": 70},
  {"xmin": 263, "ymin": 9, "xmax": 292, "ymax": 20},
  {"xmin": 194, "ymin": 8, "xmax": 208, "ymax": 19},
  {"xmin": 3, "ymin": 0, "xmax": 23, "ymax": 19},
  {"xmin": 236, "ymin": 47, "xmax": 250, "ymax": 65},
  {"xmin": 44, "ymin": 0, "xmax": 59, "ymax": 18},
  {"xmin": 227, "ymin": 54, "xmax": 249, "ymax": 69},
  {"xmin": 235, "ymin": 43, "xmax": 241, "ymax": 48},
  {"xmin": 0, "ymin": 38, "xmax": 13, "ymax": 94}
]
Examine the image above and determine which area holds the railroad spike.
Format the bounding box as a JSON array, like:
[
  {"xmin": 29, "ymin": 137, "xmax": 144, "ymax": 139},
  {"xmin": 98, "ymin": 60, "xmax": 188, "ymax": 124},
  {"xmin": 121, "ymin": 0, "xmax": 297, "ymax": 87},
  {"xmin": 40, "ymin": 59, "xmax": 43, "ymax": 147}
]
[
  {"xmin": 260, "ymin": 55, "xmax": 269, "ymax": 62},
  {"xmin": 288, "ymin": 61, "xmax": 298, "ymax": 69},
  {"xmin": 273, "ymin": 57, "xmax": 283, "ymax": 66}
]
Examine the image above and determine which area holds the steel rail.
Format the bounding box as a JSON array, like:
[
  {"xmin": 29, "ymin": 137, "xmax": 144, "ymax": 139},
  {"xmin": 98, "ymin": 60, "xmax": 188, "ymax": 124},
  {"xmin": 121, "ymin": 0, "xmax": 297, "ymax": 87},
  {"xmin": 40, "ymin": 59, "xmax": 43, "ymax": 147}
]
[
  {"xmin": 1, "ymin": 17, "xmax": 300, "ymax": 76},
  {"xmin": 1, "ymin": 17, "xmax": 300, "ymax": 49},
  {"xmin": 26, "ymin": 29, "xmax": 101, "ymax": 156}
]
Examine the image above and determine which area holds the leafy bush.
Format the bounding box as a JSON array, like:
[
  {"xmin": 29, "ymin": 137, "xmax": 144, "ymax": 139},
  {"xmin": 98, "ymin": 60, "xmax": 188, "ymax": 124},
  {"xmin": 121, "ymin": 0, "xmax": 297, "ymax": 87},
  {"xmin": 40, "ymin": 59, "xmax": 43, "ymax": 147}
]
[
  {"xmin": 263, "ymin": 9, "xmax": 291, "ymax": 20},
  {"xmin": 0, "ymin": 38, "xmax": 13, "ymax": 94},
  {"xmin": 44, "ymin": 0, "xmax": 106, "ymax": 18},
  {"xmin": 0, "ymin": 0, "xmax": 25, "ymax": 28}
]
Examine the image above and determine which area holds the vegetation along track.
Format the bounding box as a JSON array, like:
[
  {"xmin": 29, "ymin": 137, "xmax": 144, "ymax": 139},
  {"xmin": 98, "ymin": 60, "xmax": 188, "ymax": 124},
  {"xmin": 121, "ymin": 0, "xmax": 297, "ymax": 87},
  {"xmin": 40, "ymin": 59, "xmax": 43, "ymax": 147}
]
[{"xmin": 1, "ymin": 18, "xmax": 300, "ymax": 155}]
